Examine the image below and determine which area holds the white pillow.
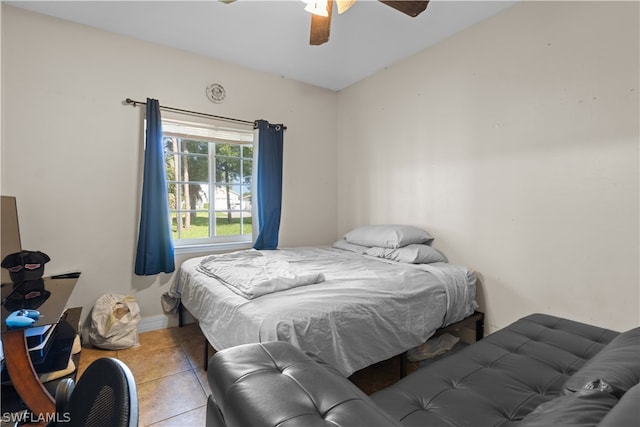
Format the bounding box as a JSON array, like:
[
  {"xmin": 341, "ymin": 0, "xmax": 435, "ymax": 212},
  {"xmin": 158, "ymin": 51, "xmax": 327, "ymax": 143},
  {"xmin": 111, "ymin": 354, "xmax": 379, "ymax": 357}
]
[
  {"xmin": 344, "ymin": 224, "xmax": 434, "ymax": 249},
  {"xmin": 364, "ymin": 244, "xmax": 446, "ymax": 264},
  {"xmin": 331, "ymin": 239, "xmax": 369, "ymax": 255}
]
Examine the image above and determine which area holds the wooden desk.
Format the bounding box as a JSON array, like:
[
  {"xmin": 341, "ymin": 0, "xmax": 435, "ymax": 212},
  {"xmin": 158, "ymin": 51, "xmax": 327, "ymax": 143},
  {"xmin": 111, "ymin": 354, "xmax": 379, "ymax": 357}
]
[{"xmin": 1, "ymin": 277, "xmax": 79, "ymax": 421}]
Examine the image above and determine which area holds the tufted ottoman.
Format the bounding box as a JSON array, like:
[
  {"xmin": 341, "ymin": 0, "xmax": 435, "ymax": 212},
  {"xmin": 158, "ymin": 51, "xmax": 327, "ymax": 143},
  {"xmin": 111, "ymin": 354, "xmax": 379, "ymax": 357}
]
[
  {"xmin": 206, "ymin": 313, "xmax": 639, "ymax": 427},
  {"xmin": 370, "ymin": 313, "xmax": 622, "ymax": 426}
]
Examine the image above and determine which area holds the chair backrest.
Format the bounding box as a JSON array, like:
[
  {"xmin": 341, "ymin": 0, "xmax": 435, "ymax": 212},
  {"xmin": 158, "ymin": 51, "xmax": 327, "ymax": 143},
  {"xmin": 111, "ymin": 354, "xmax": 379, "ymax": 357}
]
[{"xmin": 53, "ymin": 357, "xmax": 138, "ymax": 427}]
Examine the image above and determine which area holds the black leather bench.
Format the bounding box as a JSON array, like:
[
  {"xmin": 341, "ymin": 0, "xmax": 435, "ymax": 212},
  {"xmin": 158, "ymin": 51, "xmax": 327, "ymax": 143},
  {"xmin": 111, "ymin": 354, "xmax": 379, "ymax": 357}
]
[{"xmin": 205, "ymin": 313, "xmax": 639, "ymax": 427}]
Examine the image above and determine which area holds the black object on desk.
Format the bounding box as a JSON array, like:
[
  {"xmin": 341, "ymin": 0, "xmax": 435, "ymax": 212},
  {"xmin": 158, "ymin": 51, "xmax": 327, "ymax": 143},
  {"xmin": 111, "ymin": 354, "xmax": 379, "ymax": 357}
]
[
  {"xmin": 51, "ymin": 272, "xmax": 82, "ymax": 280},
  {"xmin": 1, "ymin": 276, "xmax": 82, "ymax": 417},
  {"xmin": 1, "ymin": 277, "xmax": 76, "ymax": 332}
]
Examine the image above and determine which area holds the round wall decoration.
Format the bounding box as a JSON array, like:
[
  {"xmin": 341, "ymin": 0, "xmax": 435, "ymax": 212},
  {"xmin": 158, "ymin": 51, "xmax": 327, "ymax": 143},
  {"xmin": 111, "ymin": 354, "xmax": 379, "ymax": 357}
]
[{"xmin": 206, "ymin": 83, "xmax": 226, "ymax": 103}]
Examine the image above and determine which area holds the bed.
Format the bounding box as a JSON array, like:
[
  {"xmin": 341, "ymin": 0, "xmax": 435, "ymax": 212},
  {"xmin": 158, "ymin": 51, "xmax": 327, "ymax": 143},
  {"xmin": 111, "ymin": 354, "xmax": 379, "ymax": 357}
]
[{"xmin": 171, "ymin": 225, "xmax": 478, "ymax": 376}]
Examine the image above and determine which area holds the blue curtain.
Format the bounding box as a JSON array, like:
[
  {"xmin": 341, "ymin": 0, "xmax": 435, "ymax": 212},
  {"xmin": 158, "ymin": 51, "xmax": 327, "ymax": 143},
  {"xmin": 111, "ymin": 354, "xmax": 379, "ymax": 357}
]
[
  {"xmin": 253, "ymin": 120, "xmax": 284, "ymax": 250},
  {"xmin": 135, "ymin": 98, "xmax": 175, "ymax": 275}
]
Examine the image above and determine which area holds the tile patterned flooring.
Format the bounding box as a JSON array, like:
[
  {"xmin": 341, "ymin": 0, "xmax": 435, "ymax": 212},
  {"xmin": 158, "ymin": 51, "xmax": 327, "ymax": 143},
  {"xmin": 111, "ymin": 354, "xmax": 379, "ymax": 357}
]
[
  {"xmin": 79, "ymin": 323, "xmax": 213, "ymax": 427},
  {"xmin": 80, "ymin": 323, "xmax": 419, "ymax": 427}
]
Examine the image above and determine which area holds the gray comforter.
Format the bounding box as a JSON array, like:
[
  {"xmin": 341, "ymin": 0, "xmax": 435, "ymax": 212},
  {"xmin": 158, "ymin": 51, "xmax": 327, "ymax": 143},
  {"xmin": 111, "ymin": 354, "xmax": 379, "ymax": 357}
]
[{"xmin": 173, "ymin": 246, "xmax": 477, "ymax": 376}]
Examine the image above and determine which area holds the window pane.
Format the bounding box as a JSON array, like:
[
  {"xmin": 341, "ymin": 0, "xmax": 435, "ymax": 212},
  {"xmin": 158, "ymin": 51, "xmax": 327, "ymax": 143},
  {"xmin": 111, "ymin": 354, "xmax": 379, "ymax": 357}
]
[
  {"xmin": 198, "ymin": 185, "xmax": 211, "ymax": 210},
  {"xmin": 164, "ymin": 138, "xmax": 178, "ymax": 183},
  {"xmin": 182, "ymin": 139, "xmax": 208, "ymax": 155},
  {"xmin": 172, "ymin": 210, "xmax": 210, "ymax": 239},
  {"xmin": 241, "ymin": 185, "xmax": 252, "ymax": 208},
  {"xmin": 215, "ymin": 213, "xmax": 244, "ymax": 236},
  {"xmin": 242, "ymin": 145, "xmax": 253, "ymax": 158},
  {"xmin": 214, "ymin": 185, "xmax": 244, "ymax": 210},
  {"xmin": 167, "ymin": 183, "xmax": 178, "ymax": 210},
  {"xmin": 164, "ymin": 137, "xmax": 176, "ymax": 154},
  {"xmin": 215, "ymin": 143, "xmax": 241, "ymax": 157},
  {"xmin": 215, "ymin": 158, "xmax": 241, "ymax": 183},
  {"xmin": 181, "ymin": 154, "xmax": 209, "ymax": 182},
  {"xmin": 242, "ymin": 215, "xmax": 252, "ymax": 235},
  {"xmin": 185, "ymin": 184, "xmax": 209, "ymax": 209},
  {"xmin": 169, "ymin": 183, "xmax": 208, "ymax": 211},
  {"xmin": 165, "ymin": 156, "xmax": 177, "ymax": 182},
  {"xmin": 242, "ymin": 160, "xmax": 253, "ymax": 183},
  {"xmin": 171, "ymin": 213, "xmax": 180, "ymax": 239}
]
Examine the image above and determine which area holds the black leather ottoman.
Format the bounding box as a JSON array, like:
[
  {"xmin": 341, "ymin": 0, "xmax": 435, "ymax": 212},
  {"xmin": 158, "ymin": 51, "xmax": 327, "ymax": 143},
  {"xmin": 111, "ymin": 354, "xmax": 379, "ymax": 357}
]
[{"xmin": 206, "ymin": 313, "xmax": 639, "ymax": 427}]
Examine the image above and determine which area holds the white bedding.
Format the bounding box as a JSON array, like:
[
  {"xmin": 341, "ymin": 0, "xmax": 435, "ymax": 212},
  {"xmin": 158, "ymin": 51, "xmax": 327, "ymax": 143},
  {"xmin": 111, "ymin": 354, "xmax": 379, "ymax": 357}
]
[
  {"xmin": 173, "ymin": 246, "xmax": 477, "ymax": 376},
  {"xmin": 197, "ymin": 250, "xmax": 325, "ymax": 299}
]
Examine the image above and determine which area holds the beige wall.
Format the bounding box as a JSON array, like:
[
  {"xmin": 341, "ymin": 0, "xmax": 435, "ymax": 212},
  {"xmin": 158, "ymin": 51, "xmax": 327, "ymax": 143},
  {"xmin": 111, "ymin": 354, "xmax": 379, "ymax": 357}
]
[
  {"xmin": 1, "ymin": 6, "xmax": 338, "ymax": 326},
  {"xmin": 3, "ymin": 2, "xmax": 639, "ymax": 334},
  {"xmin": 337, "ymin": 1, "xmax": 639, "ymax": 332}
]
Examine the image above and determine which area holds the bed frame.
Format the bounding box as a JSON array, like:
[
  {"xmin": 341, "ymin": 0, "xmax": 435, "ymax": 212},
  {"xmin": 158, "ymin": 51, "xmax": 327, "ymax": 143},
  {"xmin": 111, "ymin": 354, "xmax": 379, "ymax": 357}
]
[{"xmin": 179, "ymin": 301, "xmax": 485, "ymax": 375}]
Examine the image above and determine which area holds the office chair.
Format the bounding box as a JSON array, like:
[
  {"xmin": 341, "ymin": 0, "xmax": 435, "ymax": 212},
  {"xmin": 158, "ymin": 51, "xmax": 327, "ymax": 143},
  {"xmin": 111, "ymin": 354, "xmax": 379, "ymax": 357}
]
[{"xmin": 49, "ymin": 357, "xmax": 138, "ymax": 427}]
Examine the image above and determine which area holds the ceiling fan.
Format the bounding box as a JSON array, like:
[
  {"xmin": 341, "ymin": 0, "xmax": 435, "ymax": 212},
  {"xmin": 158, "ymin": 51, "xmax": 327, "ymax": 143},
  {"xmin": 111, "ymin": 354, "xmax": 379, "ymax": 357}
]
[
  {"xmin": 305, "ymin": 0, "xmax": 430, "ymax": 45},
  {"xmin": 221, "ymin": 0, "xmax": 430, "ymax": 46}
]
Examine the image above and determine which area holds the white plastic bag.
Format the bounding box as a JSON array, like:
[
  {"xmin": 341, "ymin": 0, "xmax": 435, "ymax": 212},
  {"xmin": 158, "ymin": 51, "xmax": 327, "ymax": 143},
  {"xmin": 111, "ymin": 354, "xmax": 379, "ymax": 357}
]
[{"xmin": 89, "ymin": 294, "xmax": 141, "ymax": 350}]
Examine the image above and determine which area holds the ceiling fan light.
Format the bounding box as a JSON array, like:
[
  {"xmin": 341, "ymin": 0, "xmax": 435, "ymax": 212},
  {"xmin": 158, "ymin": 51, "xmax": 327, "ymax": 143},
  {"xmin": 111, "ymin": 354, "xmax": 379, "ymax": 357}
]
[{"xmin": 304, "ymin": 0, "xmax": 329, "ymax": 17}]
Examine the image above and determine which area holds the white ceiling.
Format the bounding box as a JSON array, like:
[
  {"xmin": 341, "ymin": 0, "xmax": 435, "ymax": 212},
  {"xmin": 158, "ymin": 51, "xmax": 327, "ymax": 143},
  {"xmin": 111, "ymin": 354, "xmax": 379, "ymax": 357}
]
[{"xmin": 7, "ymin": 0, "xmax": 517, "ymax": 91}]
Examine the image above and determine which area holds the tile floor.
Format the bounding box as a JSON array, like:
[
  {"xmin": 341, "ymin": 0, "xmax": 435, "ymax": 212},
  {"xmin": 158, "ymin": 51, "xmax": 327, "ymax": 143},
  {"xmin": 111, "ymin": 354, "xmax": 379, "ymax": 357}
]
[
  {"xmin": 80, "ymin": 323, "xmax": 420, "ymax": 427},
  {"xmin": 79, "ymin": 323, "xmax": 212, "ymax": 427}
]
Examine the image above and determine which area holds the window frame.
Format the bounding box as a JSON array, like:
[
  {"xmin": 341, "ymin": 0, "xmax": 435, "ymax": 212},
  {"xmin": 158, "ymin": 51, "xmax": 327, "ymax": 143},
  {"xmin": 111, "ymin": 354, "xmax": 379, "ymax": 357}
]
[{"xmin": 162, "ymin": 118, "xmax": 257, "ymax": 254}]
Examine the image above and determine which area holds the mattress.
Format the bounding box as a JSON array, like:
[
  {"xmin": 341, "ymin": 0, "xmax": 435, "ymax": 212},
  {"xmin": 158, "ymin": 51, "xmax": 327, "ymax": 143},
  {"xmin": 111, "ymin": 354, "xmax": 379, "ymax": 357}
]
[{"xmin": 172, "ymin": 246, "xmax": 477, "ymax": 376}]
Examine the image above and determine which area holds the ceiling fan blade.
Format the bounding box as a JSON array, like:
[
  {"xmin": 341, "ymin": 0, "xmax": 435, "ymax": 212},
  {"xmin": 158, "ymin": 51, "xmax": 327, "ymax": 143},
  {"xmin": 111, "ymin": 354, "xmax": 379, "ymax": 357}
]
[
  {"xmin": 310, "ymin": 0, "xmax": 334, "ymax": 46},
  {"xmin": 336, "ymin": 0, "xmax": 356, "ymax": 14},
  {"xmin": 379, "ymin": 0, "xmax": 429, "ymax": 17}
]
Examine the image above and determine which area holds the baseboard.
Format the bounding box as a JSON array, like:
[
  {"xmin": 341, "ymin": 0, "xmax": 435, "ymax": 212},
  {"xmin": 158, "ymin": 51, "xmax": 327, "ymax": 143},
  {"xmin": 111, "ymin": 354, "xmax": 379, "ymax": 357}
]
[{"xmin": 137, "ymin": 314, "xmax": 179, "ymax": 333}]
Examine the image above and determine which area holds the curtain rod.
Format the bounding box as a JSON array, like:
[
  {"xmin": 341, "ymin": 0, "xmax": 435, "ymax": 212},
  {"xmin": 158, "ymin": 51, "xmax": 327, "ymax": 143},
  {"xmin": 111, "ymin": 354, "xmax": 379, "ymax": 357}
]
[{"xmin": 124, "ymin": 98, "xmax": 259, "ymax": 128}]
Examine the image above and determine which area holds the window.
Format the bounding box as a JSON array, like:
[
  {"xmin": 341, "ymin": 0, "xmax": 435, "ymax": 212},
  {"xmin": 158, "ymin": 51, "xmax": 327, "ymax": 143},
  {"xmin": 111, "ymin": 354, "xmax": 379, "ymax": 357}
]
[{"xmin": 162, "ymin": 119, "xmax": 255, "ymax": 251}]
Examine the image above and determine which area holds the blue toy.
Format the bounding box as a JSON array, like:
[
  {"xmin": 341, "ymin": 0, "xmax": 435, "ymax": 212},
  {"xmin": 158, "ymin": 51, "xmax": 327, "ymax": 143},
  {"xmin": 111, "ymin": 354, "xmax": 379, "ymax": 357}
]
[{"xmin": 5, "ymin": 309, "xmax": 40, "ymax": 328}]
